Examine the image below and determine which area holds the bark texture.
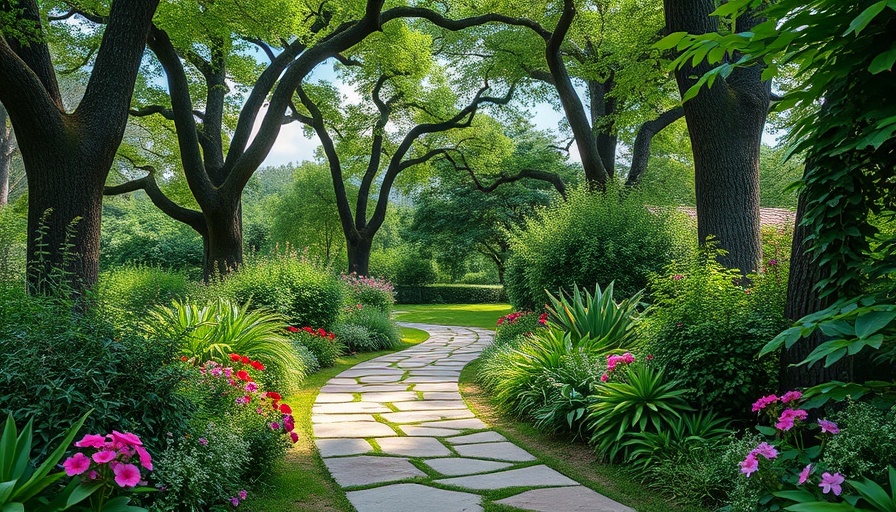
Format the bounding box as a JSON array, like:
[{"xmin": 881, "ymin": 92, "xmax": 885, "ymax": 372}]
[
  {"xmin": 0, "ymin": 104, "xmax": 14, "ymax": 206},
  {"xmin": 664, "ymin": 0, "xmax": 768, "ymax": 275}
]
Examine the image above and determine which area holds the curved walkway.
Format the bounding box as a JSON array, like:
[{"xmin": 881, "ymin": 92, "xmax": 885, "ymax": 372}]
[{"xmin": 312, "ymin": 323, "xmax": 634, "ymax": 512}]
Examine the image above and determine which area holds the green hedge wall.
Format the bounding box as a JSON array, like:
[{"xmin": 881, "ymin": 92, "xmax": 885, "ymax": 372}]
[{"xmin": 395, "ymin": 284, "xmax": 507, "ymax": 304}]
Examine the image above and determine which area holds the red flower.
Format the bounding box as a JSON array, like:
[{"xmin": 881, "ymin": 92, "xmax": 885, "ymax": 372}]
[
  {"xmin": 497, "ymin": 317, "xmax": 505, "ymax": 326},
  {"xmin": 180, "ymin": 356, "xmax": 189, "ymax": 362},
  {"xmin": 240, "ymin": 355, "xmax": 250, "ymax": 364},
  {"xmin": 328, "ymin": 333, "xmax": 335, "ymax": 340},
  {"xmin": 287, "ymin": 326, "xmax": 298, "ymax": 333},
  {"xmin": 229, "ymin": 353, "xmax": 241, "ymax": 362},
  {"xmin": 538, "ymin": 313, "xmax": 548, "ymax": 325},
  {"xmin": 236, "ymin": 370, "xmax": 250, "ymax": 381},
  {"xmin": 289, "ymin": 432, "xmax": 298, "ymax": 443},
  {"xmin": 279, "ymin": 404, "xmax": 292, "ymax": 414},
  {"xmin": 317, "ymin": 328, "xmax": 326, "ymax": 337},
  {"xmin": 250, "ymin": 360, "xmax": 265, "ymax": 371},
  {"xmin": 303, "ymin": 326, "xmax": 313, "ymax": 333}
]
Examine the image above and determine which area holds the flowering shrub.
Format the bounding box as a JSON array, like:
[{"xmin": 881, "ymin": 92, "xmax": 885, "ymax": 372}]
[
  {"xmin": 494, "ymin": 311, "xmax": 544, "ymax": 346},
  {"xmin": 340, "ymin": 273, "xmax": 395, "ymax": 312},
  {"xmin": 63, "ymin": 430, "xmax": 154, "ymax": 509},
  {"xmin": 286, "ymin": 325, "xmax": 344, "ymax": 367}
]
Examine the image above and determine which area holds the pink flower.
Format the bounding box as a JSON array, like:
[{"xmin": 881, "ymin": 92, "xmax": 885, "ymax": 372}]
[
  {"xmin": 270, "ymin": 422, "xmax": 280, "ymax": 430},
  {"xmin": 798, "ymin": 464, "xmax": 812, "ymax": 485},
  {"xmin": 134, "ymin": 445, "xmax": 153, "ymax": 471},
  {"xmin": 538, "ymin": 313, "xmax": 548, "ymax": 325},
  {"xmin": 89, "ymin": 470, "xmax": 99, "ymax": 480},
  {"xmin": 768, "ymin": 259, "xmax": 778, "ymax": 266},
  {"xmin": 672, "ymin": 274, "xmax": 684, "ymax": 281},
  {"xmin": 750, "ymin": 442, "xmax": 778, "ymax": 460},
  {"xmin": 244, "ymin": 382, "xmax": 258, "ymax": 393},
  {"xmin": 600, "ymin": 374, "xmax": 609, "ymax": 382},
  {"xmin": 819, "ymin": 472, "xmax": 844, "ymax": 496},
  {"xmin": 113, "ymin": 463, "xmax": 142, "ymax": 487},
  {"xmin": 198, "ymin": 437, "xmax": 208, "ymax": 446},
  {"xmin": 751, "ymin": 394, "xmax": 779, "ymax": 413},
  {"xmin": 818, "ymin": 419, "xmax": 840, "ymax": 434},
  {"xmin": 63, "ymin": 452, "xmax": 91, "ymax": 476},
  {"xmin": 776, "ymin": 409, "xmax": 808, "ymax": 431},
  {"xmin": 239, "ymin": 490, "xmax": 248, "ymax": 500},
  {"xmin": 92, "ymin": 450, "xmax": 117, "ymax": 464},
  {"xmin": 781, "ymin": 390, "xmax": 803, "ymax": 404},
  {"xmin": 740, "ymin": 453, "xmax": 759, "ymax": 477},
  {"xmin": 111, "ymin": 431, "xmax": 142, "ymax": 447},
  {"xmin": 230, "ymin": 497, "xmax": 240, "ymax": 506},
  {"xmin": 290, "ymin": 432, "xmax": 299, "ymax": 443},
  {"xmin": 74, "ymin": 434, "xmax": 107, "ymax": 449}
]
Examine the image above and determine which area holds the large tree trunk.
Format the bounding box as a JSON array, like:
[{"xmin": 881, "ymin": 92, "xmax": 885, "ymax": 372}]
[
  {"xmin": 664, "ymin": 0, "xmax": 767, "ymax": 275},
  {"xmin": 204, "ymin": 201, "xmax": 243, "ymax": 280},
  {"xmin": 347, "ymin": 235, "xmax": 372, "ymax": 276},
  {"xmin": 0, "ymin": 104, "xmax": 13, "ymax": 206},
  {"xmin": 589, "ymin": 77, "xmax": 618, "ymax": 179}
]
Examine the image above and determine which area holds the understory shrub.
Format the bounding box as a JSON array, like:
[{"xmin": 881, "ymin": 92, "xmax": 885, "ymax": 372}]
[
  {"xmin": 504, "ymin": 186, "xmax": 691, "ymax": 310},
  {"xmin": 337, "ymin": 306, "xmax": 400, "ymax": 352},
  {"xmin": 333, "ymin": 323, "xmax": 375, "ymax": 352},
  {"xmin": 494, "ymin": 311, "xmax": 544, "ymax": 346},
  {"xmin": 287, "ymin": 326, "xmax": 344, "ymax": 367},
  {"xmin": 394, "ymin": 284, "xmax": 506, "ymax": 304},
  {"xmin": 822, "ymin": 401, "xmax": 896, "ymax": 482},
  {"xmin": 94, "ymin": 266, "xmax": 192, "ymax": 325},
  {"xmin": 341, "ymin": 273, "xmax": 395, "ymax": 312},
  {"xmin": 641, "ymin": 246, "xmax": 788, "ymax": 418},
  {"xmin": 210, "ymin": 252, "xmax": 343, "ymax": 329}
]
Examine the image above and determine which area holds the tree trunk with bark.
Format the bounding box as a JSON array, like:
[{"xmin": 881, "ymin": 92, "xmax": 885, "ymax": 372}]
[
  {"xmin": 0, "ymin": 104, "xmax": 14, "ymax": 206},
  {"xmin": 664, "ymin": 0, "xmax": 768, "ymax": 276},
  {"xmin": 346, "ymin": 235, "xmax": 372, "ymax": 276}
]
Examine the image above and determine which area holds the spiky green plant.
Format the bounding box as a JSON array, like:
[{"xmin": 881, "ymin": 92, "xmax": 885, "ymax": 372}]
[
  {"xmin": 623, "ymin": 410, "xmax": 732, "ymax": 469},
  {"xmin": 586, "ymin": 363, "xmax": 692, "ymax": 462},
  {"xmin": 146, "ymin": 299, "xmax": 307, "ymax": 390},
  {"xmin": 545, "ymin": 282, "xmax": 643, "ymax": 351}
]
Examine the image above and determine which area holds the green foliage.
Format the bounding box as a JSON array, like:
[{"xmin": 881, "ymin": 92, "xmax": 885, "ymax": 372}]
[
  {"xmin": 0, "ymin": 284, "xmax": 193, "ymax": 458},
  {"xmin": 149, "ymin": 422, "xmax": 249, "ymax": 512},
  {"xmin": 340, "ymin": 273, "xmax": 395, "ymax": 313},
  {"xmin": 504, "ymin": 186, "xmax": 691, "ymax": 310},
  {"xmin": 374, "ymin": 249, "xmax": 438, "ymax": 287},
  {"xmin": 586, "ymin": 363, "xmax": 692, "ymax": 462},
  {"xmin": 290, "ymin": 331, "xmax": 341, "ymax": 368},
  {"xmin": 494, "ymin": 311, "xmax": 541, "ymax": 346},
  {"xmin": 93, "ymin": 266, "xmax": 192, "ymax": 326},
  {"xmin": 210, "ymin": 252, "xmax": 343, "ymax": 329},
  {"xmin": 0, "ymin": 198, "xmax": 26, "ymax": 283},
  {"xmin": 394, "ymin": 284, "xmax": 507, "ymax": 304},
  {"xmin": 823, "ymin": 401, "xmax": 896, "ymax": 482},
  {"xmin": 100, "ymin": 197, "xmax": 203, "ymax": 274},
  {"xmin": 642, "ymin": 246, "xmax": 788, "ymax": 417},
  {"xmin": 333, "ymin": 323, "xmax": 375, "ymax": 353},
  {"xmin": 338, "ymin": 307, "xmax": 400, "ymax": 352},
  {"xmin": 639, "ymin": 443, "xmax": 734, "ymax": 509},
  {"xmin": 530, "ymin": 350, "xmax": 603, "ymax": 440},
  {"xmin": 545, "ymin": 282, "xmax": 642, "ymax": 348},
  {"xmin": 622, "ymin": 410, "xmax": 731, "ymax": 469},
  {"xmin": 759, "ymin": 145, "xmax": 802, "ymax": 209}
]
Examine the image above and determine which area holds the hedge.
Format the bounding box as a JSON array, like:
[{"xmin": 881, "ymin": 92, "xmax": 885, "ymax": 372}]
[{"xmin": 395, "ymin": 284, "xmax": 507, "ymax": 304}]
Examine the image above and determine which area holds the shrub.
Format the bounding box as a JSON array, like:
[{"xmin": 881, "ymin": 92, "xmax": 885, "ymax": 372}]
[
  {"xmin": 333, "ymin": 323, "xmax": 375, "ymax": 353},
  {"xmin": 641, "ymin": 443, "xmax": 734, "ymax": 509},
  {"xmin": 395, "ymin": 284, "xmax": 506, "ymax": 304},
  {"xmin": 623, "ymin": 410, "xmax": 731, "ymax": 469},
  {"xmin": 641, "ymin": 245, "xmax": 788, "ymax": 418},
  {"xmin": 0, "ymin": 284, "xmax": 193, "ymax": 458},
  {"xmin": 210, "ymin": 252, "xmax": 343, "ymax": 329},
  {"xmin": 341, "ymin": 273, "xmax": 395, "ymax": 312},
  {"xmin": 504, "ymin": 186, "xmax": 691, "ymax": 310},
  {"xmin": 494, "ymin": 311, "xmax": 543, "ymax": 346},
  {"xmin": 822, "ymin": 401, "xmax": 896, "ymax": 482},
  {"xmin": 545, "ymin": 282, "xmax": 642, "ymax": 348},
  {"xmin": 531, "ymin": 350, "xmax": 604, "ymax": 440},
  {"xmin": 287, "ymin": 326, "xmax": 344, "ymax": 368},
  {"xmin": 145, "ymin": 299, "xmax": 308, "ymax": 393},
  {"xmin": 93, "ymin": 266, "xmax": 192, "ymax": 326},
  {"xmin": 339, "ymin": 306, "xmax": 400, "ymax": 351},
  {"xmin": 293, "ymin": 343, "xmax": 321, "ymax": 374}
]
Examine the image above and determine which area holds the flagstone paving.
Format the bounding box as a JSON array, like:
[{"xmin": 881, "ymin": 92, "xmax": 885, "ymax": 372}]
[{"xmin": 312, "ymin": 322, "xmax": 635, "ymax": 512}]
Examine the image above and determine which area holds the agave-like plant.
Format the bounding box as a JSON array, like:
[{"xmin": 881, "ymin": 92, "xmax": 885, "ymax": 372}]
[
  {"xmin": 586, "ymin": 363, "xmax": 692, "ymax": 462},
  {"xmin": 544, "ymin": 282, "xmax": 643, "ymax": 352},
  {"xmin": 146, "ymin": 299, "xmax": 306, "ymax": 385},
  {"xmin": 622, "ymin": 410, "xmax": 732, "ymax": 469}
]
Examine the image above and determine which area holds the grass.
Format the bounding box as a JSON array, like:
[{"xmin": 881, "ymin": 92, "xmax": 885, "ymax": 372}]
[
  {"xmin": 393, "ymin": 303, "xmax": 513, "ymax": 330},
  {"xmin": 243, "ymin": 326, "xmax": 429, "ymax": 512},
  {"xmin": 459, "ymin": 359, "xmax": 706, "ymax": 512}
]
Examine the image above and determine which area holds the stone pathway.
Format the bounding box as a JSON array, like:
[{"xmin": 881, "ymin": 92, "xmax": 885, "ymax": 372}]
[{"xmin": 312, "ymin": 323, "xmax": 634, "ymax": 512}]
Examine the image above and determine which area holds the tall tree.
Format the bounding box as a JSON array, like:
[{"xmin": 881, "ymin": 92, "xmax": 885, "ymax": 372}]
[
  {"xmin": 0, "ymin": 103, "xmax": 15, "ymax": 207},
  {"xmin": 0, "ymin": 0, "xmax": 160, "ymax": 292},
  {"xmin": 662, "ymin": 0, "xmax": 769, "ymax": 275}
]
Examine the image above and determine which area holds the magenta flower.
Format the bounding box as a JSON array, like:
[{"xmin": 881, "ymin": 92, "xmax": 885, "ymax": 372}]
[
  {"xmin": 63, "ymin": 452, "xmax": 91, "ymax": 476},
  {"xmin": 113, "ymin": 463, "xmax": 142, "ymax": 487},
  {"xmin": 230, "ymin": 497, "xmax": 241, "ymax": 507},
  {"xmin": 111, "ymin": 431, "xmax": 142, "ymax": 447},
  {"xmin": 244, "ymin": 382, "xmax": 258, "ymax": 393},
  {"xmin": 768, "ymin": 258, "xmax": 778, "ymax": 266},
  {"xmin": 239, "ymin": 490, "xmax": 248, "ymax": 500},
  {"xmin": 135, "ymin": 445, "xmax": 154, "ymax": 471},
  {"xmin": 819, "ymin": 472, "xmax": 844, "ymax": 496},
  {"xmin": 270, "ymin": 422, "xmax": 280, "ymax": 430},
  {"xmin": 798, "ymin": 464, "xmax": 812, "ymax": 485},
  {"xmin": 92, "ymin": 450, "xmax": 117, "ymax": 464},
  {"xmin": 750, "ymin": 442, "xmax": 778, "ymax": 460},
  {"xmin": 89, "ymin": 470, "xmax": 99, "ymax": 480},
  {"xmin": 198, "ymin": 437, "xmax": 208, "ymax": 446},
  {"xmin": 818, "ymin": 419, "xmax": 840, "ymax": 434},
  {"xmin": 600, "ymin": 373, "xmax": 609, "ymax": 382},
  {"xmin": 74, "ymin": 434, "xmax": 107, "ymax": 449},
  {"xmin": 751, "ymin": 394, "xmax": 778, "ymax": 413},
  {"xmin": 776, "ymin": 408, "xmax": 808, "ymax": 431},
  {"xmin": 672, "ymin": 274, "xmax": 684, "ymax": 281},
  {"xmin": 740, "ymin": 454, "xmax": 759, "ymax": 477},
  {"xmin": 781, "ymin": 390, "xmax": 802, "ymax": 404}
]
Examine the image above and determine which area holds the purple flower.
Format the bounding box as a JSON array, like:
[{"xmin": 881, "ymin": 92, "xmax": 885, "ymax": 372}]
[
  {"xmin": 270, "ymin": 422, "xmax": 280, "ymax": 430},
  {"xmin": 740, "ymin": 454, "xmax": 759, "ymax": 477},
  {"xmin": 198, "ymin": 437, "xmax": 208, "ymax": 446},
  {"xmin": 781, "ymin": 390, "xmax": 802, "ymax": 404},
  {"xmin": 672, "ymin": 274, "xmax": 684, "ymax": 281},
  {"xmin": 750, "ymin": 442, "xmax": 778, "ymax": 460},
  {"xmin": 230, "ymin": 497, "xmax": 240, "ymax": 507},
  {"xmin": 819, "ymin": 472, "xmax": 844, "ymax": 496},
  {"xmin": 776, "ymin": 408, "xmax": 808, "ymax": 431},
  {"xmin": 768, "ymin": 259, "xmax": 778, "ymax": 266},
  {"xmin": 818, "ymin": 419, "xmax": 840, "ymax": 434},
  {"xmin": 751, "ymin": 394, "xmax": 778, "ymax": 413},
  {"xmin": 239, "ymin": 490, "xmax": 248, "ymax": 500},
  {"xmin": 798, "ymin": 464, "xmax": 812, "ymax": 485}
]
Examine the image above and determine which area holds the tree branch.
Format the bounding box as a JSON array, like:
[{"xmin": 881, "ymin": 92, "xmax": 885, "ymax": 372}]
[{"xmin": 625, "ymin": 106, "xmax": 684, "ymax": 187}]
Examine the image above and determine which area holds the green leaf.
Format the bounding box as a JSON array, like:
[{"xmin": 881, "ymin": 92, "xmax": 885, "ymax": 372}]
[
  {"xmin": 855, "ymin": 310, "xmax": 896, "ymax": 338},
  {"xmin": 848, "ymin": 478, "xmax": 893, "ymax": 511},
  {"xmin": 1, "ymin": 503, "xmax": 25, "ymax": 512},
  {"xmin": 845, "ymin": 1, "xmax": 888, "ymax": 35},
  {"xmin": 655, "ymin": 32, "xmax": 688, "ymax": 50},
  {"xmin": 756, "ymin": 425, "xmax": 777, "ymax": 436},
  {"xmin": 784, "ymin": 503, "xmax": 858, "ymax": 511},
  {"xmin": 870, "ymin": 46, "xmax": 896, "ymax": 74}
]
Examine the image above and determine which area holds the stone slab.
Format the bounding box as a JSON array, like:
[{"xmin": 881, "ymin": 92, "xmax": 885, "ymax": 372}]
[
  {"xmin": 422, "ymin": 392, "xmax": 464, "ymax": 401},
  {"xmin": 494, "ymin": 486, "xmax": 636, "ymax": 512},
  {"xmin": 446, "ymin": 432, "xmax": 507, "ymax": 445},
  {"xmin": 320, "ymin": 384, "xmax": 409, "ymax": 393},
  {"xmin": 316, "ymin": 438, "xmax": 373, "ymax": 457},
  {"xmin": 312, "ymin": 402, "xmax": 391, "ymax": 414},
  {"xmin": 380, "ymin": 410, "xmax": 474, "ymax": 424},
  {"xmin": 323, "ymin": 456, "xmax": 425, "ymax": 487},
  {"xmin": 400, "ymin": 426, "xmax": 463, "ymax": 437},
  {"xmin": 346, "ymin": 483, "xmax": 482, "ymax": 512},
  {"xmin": 359, "ymin": 391, "xmax": 420, "ymax": 402},
  {"xmin": 314, "ymin": 393, "xmax": 356, "ymax": 403},
  {"xmin": 311, "ymin": 414, "xmax": 377, "ymax": 424},
  {"xmin": 453, "ymin": 442, "xmax": 536, "ymax": 462},
  {"xmin": 418, "ymin": 418, "xmax": 488, "ymax": 430},
  {"xmin": 359, "ymin": 375, "xmax": 405, "ymax": 383},
  {"xmin": 392, "ymin": 400, "xmax": 468, "ymax": 411},
  {"xmin": 435, "ymin": 465, "xmax": 578, "ymax": 490},
  {"xmin": 375, "ymin": 437, "xmax": 452, "ymax": 457},
  {"xmin": 313, "ymin": 422, "xmax": 397, "ymax": 438},
  {"xmin": 412, "ymin": 383, "xmax": 460, "ymax": 392},
  {"xmin": 422, "ymin": 457, "xmax": 513, "ymax": 476}
]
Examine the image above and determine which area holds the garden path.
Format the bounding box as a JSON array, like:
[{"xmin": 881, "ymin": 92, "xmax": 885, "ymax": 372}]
[{"xmin": 312, "ymin": 322, "xmax": 634, "ymax": 512}]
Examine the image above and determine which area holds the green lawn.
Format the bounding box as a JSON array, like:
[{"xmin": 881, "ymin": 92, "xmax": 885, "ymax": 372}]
[
  {"xmin": 393, "ymin": 303, "xmax": 513, "ymax": 330},
  {"xmin": 243, "ymin": 326, "xmax": 428, "ymax": 512}
]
